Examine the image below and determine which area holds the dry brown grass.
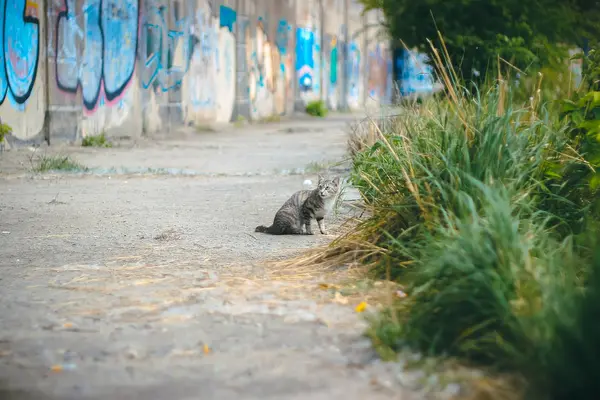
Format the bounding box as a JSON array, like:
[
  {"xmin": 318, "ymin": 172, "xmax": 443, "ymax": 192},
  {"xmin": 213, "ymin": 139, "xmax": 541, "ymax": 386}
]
[
  {"xmin": 347, "ymin": 114, "xmax": 413, "ymax": 159},
  {"xmin": 347, "ymin": 118, "xmax": 380, "ymax": 158}
]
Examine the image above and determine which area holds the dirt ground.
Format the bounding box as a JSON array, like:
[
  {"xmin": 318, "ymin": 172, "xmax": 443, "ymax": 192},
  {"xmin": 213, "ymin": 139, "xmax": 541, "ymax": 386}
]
[{"xmin": 0, "ymin": 116, "xmax": 418, "ymax": 400}]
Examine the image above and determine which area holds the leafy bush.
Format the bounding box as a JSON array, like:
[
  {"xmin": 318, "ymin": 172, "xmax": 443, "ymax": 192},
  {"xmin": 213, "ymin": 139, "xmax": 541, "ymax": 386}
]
[
  {"xmin": 306, "ymin": 100, "xmax": 328, "ymax": 117},
  {"xmin": 561, "ymin": 46, "xmax": 600, "ymax": 194}
]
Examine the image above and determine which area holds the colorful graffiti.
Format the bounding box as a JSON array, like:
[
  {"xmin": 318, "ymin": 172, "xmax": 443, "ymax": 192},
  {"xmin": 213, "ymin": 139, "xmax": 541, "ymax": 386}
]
[
  {"xmin": 220, "ymin": 5, "xmax": 236, "ymax": 32},
  {"xmin": 275, "ymin": 19, "xmax": 292, "ymax": 113},
  {"xmin": 396, "ymin": 49, "xmax": 439, "ymax": 97},
  {"xmin": 2, "ymin": 0, "xmax": 405, "ymax": 140},
  {"xmin": 215, "ymin": 5, "xmax": 236, "ymax": 122},
  {"xmin": 142, "ymin": 0, "xmax": 192, "ymax": 92},
  {"xmin": 325, "ymin": 34, "xmax": 339, "ymax": 109},
  {"xmin": 0, "ymin": 0, "xmax": 41, "ymax": 106},
  {"xmin": 295, "ymin": 27, "xmax": 315, "ymax": 93},
  {"xmin": 347, "ymin": 41, "xmax": 361, "ymax": 108},
  {"xmin": 246, "ymin": 17, "xmax": 286, "ymax": 119},
  {"xmin": 247, "ymin": 18, "xmax": 272, "ymax": 118},
  {"xmin": 295, "ymin": 25, "xmax": 321, "ymax": 102},
  {"xmin": 54, "ymin": 0, "xmax": 139, "ymax": 111},
  {"xmin": 367, "ymin": 44, "xmax": 392, "ymax": 104},
  {"xmin": 188, "ymin": 1, "xmax": 218, "ymax": 110},
  {"xmin": 186, "ymin": 3, "xmax": 236, "ymax": 123}
]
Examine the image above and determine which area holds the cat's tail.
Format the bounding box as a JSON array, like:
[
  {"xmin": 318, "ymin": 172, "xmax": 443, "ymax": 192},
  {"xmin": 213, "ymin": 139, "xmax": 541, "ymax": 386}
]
[{"xmin": 255, "ymin": 225, "xmax": 273, "ymax": 234}]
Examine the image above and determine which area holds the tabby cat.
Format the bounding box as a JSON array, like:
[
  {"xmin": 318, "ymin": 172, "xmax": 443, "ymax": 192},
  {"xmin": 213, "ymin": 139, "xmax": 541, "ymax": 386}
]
[{"xmin": 255, "ymin": 175, "xmax": 341, "ymax": 235}]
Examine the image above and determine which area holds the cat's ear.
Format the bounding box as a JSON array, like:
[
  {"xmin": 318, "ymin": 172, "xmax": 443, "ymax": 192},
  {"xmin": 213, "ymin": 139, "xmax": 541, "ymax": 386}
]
[
  {"xmin": 333, "ymin": 176, "xmax": 340, "ymax": 186},
  {"xmin": 317, "ymin": 174, "xmax": 324, "ymax": 184}
]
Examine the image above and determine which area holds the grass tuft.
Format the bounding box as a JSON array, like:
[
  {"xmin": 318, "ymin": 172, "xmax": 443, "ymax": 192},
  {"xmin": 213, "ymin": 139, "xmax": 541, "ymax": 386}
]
[
  {"xmin": 32, "ymin": 154, "xmax": 88, "ymax": 173},
  {"xmin": 0, "ymin": 120, "xmax": 11, "ymax": 144},
  {"xmin": 82, "ymin": 132, "xmax": 112, "ymax": 148},
  {"xmin": 306, "ymin": 100, "xmax": 328, "ymax": 117}
]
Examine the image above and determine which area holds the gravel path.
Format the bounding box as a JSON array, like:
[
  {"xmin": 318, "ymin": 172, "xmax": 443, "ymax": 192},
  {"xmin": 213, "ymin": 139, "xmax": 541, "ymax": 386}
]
[{"xmin": 0, "ymin": 118, "xmax": 416, "ymax": 400}]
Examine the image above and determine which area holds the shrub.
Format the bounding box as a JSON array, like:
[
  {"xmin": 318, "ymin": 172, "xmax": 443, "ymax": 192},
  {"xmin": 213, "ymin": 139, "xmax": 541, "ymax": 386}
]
[
  {"xmin": 559, "ymin": 46, "xmax": 600, "ymax": 219},
  {"xmin": 306, "ymin": 100, "xmax": 328, "ymax": 117}
]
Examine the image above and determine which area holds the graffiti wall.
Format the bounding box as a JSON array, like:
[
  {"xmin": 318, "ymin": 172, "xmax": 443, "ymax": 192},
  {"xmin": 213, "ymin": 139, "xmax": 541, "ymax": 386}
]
[
  {"xmin": 322, "ymin": 0, "xmax": 342, "ymax": 110},
  {"xmin": 183, "ymin": 2, "xmax": 236, "ymax": 125},
  {"xmin": 0, "ymin": 0, "xmax": 403, "ymax": 145},
  {"xmin": 47, "ymin": 0, "xmax": 142, "ymax": 138},
  {"xmin": 346, "ymin": 41, "xmax": 363, "ymax": 109},
  {"xmin": 366, "ymin": 43, "xmax": 393, "ymax": 107},
  {"xmin": 240, "ymin": 0, "xmax": 294, "ymax": 121},
  {"xmin": 275, "ymin": 18, "xmax": 294, "ymax": 113},
  {"xmin": 323, "ymin": 34, "xmax": 340, "ymax": 110},
  {"xmin": 0, "ymin": 0, "xmax": 46, "ymax": 141},
  {"xmin": 396, "ymin": 49, "xmax": 440, "ymax": 97}
]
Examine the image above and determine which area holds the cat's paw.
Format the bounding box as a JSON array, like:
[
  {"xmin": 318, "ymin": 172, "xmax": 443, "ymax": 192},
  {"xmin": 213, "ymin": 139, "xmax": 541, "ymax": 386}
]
[
  {"xmin": 305, "ymin": 231, "xmax": 314, "ymax": 235},
  {"xmin": 320, "ymin": 231, "xmax": 329, "ymax": 235}
]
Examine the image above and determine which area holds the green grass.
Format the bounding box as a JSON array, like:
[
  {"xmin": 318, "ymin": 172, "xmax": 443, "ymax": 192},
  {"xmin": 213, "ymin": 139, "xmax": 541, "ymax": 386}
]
[
  {"xmin": 82, "ymin": 132, "xmax": 112, "ymax": 147},
  {"xmin": 32, "ymin": 155, "xmax": 88, "ymax": 173},
  {"xmin": 306, "ymin": 100, "xmax": 328, "ymax": 117}
]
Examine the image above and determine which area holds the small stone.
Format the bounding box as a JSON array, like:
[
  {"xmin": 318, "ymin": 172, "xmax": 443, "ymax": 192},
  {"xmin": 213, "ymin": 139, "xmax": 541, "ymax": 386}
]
[
  {"xmin": 126, "ymin": 349, "xmax": 139, "ymax": 359},
  {"xmin": 441, "ymin": 383, "xmax": 462, "ymax": 399}
]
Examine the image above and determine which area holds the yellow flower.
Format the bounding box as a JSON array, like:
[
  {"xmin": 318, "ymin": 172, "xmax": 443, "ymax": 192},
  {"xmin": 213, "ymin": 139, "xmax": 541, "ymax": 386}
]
[{"xmin": 355, "ymin": 301, "xmax": 368, "ymax": 313}]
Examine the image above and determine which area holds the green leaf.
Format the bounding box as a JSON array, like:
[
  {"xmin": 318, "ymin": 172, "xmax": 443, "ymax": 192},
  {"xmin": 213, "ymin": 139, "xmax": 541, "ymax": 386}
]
[
  {"xmin": 561, "ymin": 100, "xmax": 577, "ymax": 113},
  {"xmin": 589, "ymin": 173, "xmax": 600, "ymax": 190},
  {"xmin": 579, "ymin": 120, "xmax": 600, "ymax": 134}
]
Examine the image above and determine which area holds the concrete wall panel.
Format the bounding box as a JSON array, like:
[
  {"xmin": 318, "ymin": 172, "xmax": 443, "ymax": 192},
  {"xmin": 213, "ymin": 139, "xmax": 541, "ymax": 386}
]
[
  {"xmin": 0, "ymin": 0, "xmax": 396, "ymax": 145},
  {"xmin": 1, "ymin": 0, "xmax": 46, "ymax": 143}
]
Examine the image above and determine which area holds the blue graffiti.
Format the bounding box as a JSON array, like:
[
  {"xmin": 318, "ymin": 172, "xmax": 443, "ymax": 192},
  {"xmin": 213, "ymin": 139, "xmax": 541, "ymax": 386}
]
[
  {"xmin": 0, "ymin": 0, "xmax": 7, "ymax": 104},
  {"xmin": 296, "ymin": 27, "xmax": 315, "ymax": 92},
  {"xmin": 385, "ymin": 57, "xmax": 393, "ymax": 103},
  {"xmin": 102, "ymin": 0, "xmax": 138, "ymax": 97},
  {"xmin": 329, "ymin": 36, "xmax": 338, "ymax": 86},
  {"xmin": 219, "ymin": 7, "xmax": 235, "ymax": 84},
  {"xmin": 219, "ymin": 5, "xmax": 236, "ymax": 32},
  {"xmin": 276, "ymin": 19, "xmax": 290, "ymax": 54},
  {"xmin": 347, "ymin": 42, "xmax": 360, "ymax": 100},
  {"xmin": 396, "ymin": 49, "xmax": 436, "ymax": 96},
  {"xmin": 142, "ymin": 1, "xmax": 192, "ymax": 92},
  {"xmin": 55, "ymin": 0, "xmax": 138, "ymax": 110},
  {"xmin": 0, "ymin": 0, "xmax": 40, "ymax": 106},
  {"xmin": 188, "ymin": 3, "xmax": 219, "ymax": 110}
]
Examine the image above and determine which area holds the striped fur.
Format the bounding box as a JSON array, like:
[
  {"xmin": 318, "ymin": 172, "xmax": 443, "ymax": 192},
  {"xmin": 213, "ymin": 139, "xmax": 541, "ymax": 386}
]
[{"xmin": 255, "ymin": 175, "xmax": 340, "ymax": 235}]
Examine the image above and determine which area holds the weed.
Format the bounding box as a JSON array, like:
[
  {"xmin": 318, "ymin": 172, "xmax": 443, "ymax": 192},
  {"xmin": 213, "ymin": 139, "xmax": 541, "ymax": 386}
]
[
  {"xmin": 82, "ymin": 132, "xmax": 112, "ymax": 148},
  {"xmin": 0, "ymin": 119, "xmax": 11, "ymax": 144},
  {"xmin": 306, "ymin": 100, "xmax": 328, "ymax": 117},
  {"xmin": 234, "ymin": 115, "xmax": 247, "ymax": 127},
  {"xmin": 305, "ymin": 161, "xmax": 328, "ymax": 173},
  {"xmin": 32, "ymin": 154, "xmax": 88, "ymax": 173},
  {"xmin": 259, "ymin": 114, "xmax": 282, "ymax": 123}
]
